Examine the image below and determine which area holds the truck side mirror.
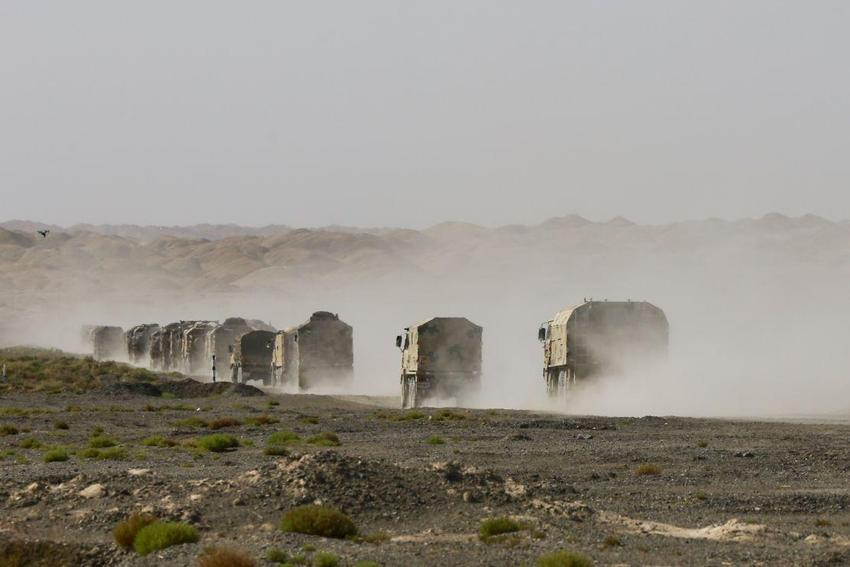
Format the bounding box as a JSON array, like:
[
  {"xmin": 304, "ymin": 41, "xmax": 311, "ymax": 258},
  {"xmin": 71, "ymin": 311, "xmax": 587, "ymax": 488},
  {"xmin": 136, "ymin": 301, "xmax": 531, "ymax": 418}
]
[
  {"xmin": 537, "ymin": 327, "xmax": 546, "ymax": 342},
  {"xmin": 228, "ymin": 345, "xmax": 233, "ymax": 353},
  {"xmin": 395, "ymin": 335, "xmax": 403, "ymax": 348}
]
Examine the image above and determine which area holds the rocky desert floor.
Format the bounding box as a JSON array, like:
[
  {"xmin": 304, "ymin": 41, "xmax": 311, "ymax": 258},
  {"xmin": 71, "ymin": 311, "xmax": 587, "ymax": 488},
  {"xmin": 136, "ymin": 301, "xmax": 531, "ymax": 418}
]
[{"xmin": 1, "ymin": 367, "xmax": 850, "ymax": 566}]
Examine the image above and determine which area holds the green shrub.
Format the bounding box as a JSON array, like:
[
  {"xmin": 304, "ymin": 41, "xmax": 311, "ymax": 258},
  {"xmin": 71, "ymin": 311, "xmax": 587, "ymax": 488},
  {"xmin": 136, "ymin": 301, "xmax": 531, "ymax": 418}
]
[
  {"xmin": 266, "ymin": 548, "xmax": 289, "ymax": 563},
  {"xmin": 602, "ymin": 535, "xmax": 622, "ymax": 547},
  {"xmin": 54, "ymin": 420, "xmax": 70, "ymax": 430},
  {"xmin": 197, "ymin": 546, "xmax": 256, "ymax": 567},
  {"xmin": 133, "ymin": 521, "xmax": 199, "ymax": 556},
  {"xmin": 634, "ymin": 464, "xmax": 662, "ymax": 476},
  {"xmin": 307, "ymin": 432, "xmax": 340, "ymax": 447},
  {"xmin": 300, "ymin": 415, "xmax": 320, "ymax": 424},
  {"xmin": 81, "ymin": 447, "xmax": 126, "ymax": 460},
  {"xmin": 537, "ymin": 549, "xmax": 594, "ymax": 567},
  {"xmin": 280, "ymin": 505, "xmax": 357, "ymax": 539},
  {"xmin": 113, "ymin": 513, "xmax": 157, "ymax": 550},
  {"xmin": 18, "ymin": 438, "xmax": 41, "ymax": 449},
  {"xmin": 268, "ymin": 431, "xmax": 301, "ymax": 445},
  {"xmin": 208, "ymin": 417, "xmax": 241, "ymax": 430},
  {"xmin": 0, "ymin": 424, "xmax": 19, "ymax": 436},
  {"xmin": 480, "ymin": 517, "xmax": 524, "ymax": 539},
  {"xmin": 142, "ymin": 435, "xmax": 177, "ymax": 448},
  {"xmin": 264, "ymin": 446, "xmax": 289, "ymax": 456},
  {"xmin": 44, "ymin": 448, "xmax": 69, "ymax": 462},
  {"xmin": 195, "ymin": 434, "xmax": 239, "ymax": 452},
  {"xmin": 89, "ymin": 436, "xmax": 117, "ymax": 448},
  {"xmin": 313, "ymin": 551, "xmax": 339, "ymax": 567},
  {"xmin": 175, "ymin": 416, "xmax": 209, "ymax": 428},
  {"xmin": 91, "ymin": 426, "xmax": 104, "ymax": 436},
  {"xmin": 425, "ymin": 435, "xmax": 445, "ymax": 445}
]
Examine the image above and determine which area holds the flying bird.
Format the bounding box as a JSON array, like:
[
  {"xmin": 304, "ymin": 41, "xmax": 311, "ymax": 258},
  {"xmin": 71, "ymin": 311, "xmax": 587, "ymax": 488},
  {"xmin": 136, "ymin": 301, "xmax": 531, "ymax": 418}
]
[{"xmin": 37, "ymin": 230, "xmax": 50, "ymax": 238}]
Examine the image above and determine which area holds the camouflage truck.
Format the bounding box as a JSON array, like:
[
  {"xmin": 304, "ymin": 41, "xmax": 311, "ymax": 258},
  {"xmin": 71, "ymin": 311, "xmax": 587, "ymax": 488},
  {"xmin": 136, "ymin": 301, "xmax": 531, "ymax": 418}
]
[
  {"xmin": 396, "ymin": 317, "xmax": 482, "ymax": 409},
  {"xmin": 207, "ymin": 318, "xmax": 275, "ymax": 381},
  {"xmin": 272, "ymin": 311, "xmax": 353, "ymax": 390},
  {"xmin": 126, "ymin": 324, "xmax": 160, "ymax": 367},
  {"xmin": 538, "ymin": 300, "xmax": 669, "ymax": 397},
  {"xmin": 91, "ymin": 326, "xmax": 126, "ymax": 362},
  {"xmin": 181, "ymin": 321, "xmax": 219, "ymax": 376},
  {"xmin": 230, "ymin": 330, "xmax": 276, "ymax": 385}
]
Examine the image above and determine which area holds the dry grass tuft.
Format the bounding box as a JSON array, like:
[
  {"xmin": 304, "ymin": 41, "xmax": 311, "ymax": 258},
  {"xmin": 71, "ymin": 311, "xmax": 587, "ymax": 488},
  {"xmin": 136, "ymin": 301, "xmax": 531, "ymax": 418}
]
[
  {"xmin": 113, "ymin": 513, "xmax": 157, "ymax": 551},
  {"xmin": 197, "ymin": 546, "xmax": 256, "ymax": 567},
  {"xmin": 634, "ymin": 463, "xmax": 662, "ymax": 476},
  {"xmin": 208, "ymin": 417, "xmax": 242, "ymax": 430}
]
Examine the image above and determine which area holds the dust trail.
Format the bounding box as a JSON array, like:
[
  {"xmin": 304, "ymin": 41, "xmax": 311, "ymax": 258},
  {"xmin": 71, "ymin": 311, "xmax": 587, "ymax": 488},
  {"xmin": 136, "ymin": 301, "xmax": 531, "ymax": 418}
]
[{"xmin": 5, "ymin": 218, "xmax": 850, "ymax": 418}]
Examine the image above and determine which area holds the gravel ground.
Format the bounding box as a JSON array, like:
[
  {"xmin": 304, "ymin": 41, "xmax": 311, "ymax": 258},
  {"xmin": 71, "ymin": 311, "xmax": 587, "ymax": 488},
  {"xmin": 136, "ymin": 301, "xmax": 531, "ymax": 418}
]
[{"xmin": 1, "ymin": 386, "xmax": 850, "ymax": 566}]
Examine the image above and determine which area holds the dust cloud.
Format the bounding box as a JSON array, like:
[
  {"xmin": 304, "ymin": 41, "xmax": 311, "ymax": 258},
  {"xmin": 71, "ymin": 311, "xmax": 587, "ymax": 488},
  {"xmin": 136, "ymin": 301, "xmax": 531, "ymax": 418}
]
[{"xmin": 4, "ymin": 217, "xmax": 850, "ymax": 419}]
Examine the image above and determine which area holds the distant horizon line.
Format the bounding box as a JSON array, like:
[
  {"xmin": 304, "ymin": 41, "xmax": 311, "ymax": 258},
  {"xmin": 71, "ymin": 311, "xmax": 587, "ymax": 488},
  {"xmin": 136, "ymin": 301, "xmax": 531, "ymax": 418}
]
[{"xmin": 1, "ymin": 211, "xmax": 844, "ymax": 233}]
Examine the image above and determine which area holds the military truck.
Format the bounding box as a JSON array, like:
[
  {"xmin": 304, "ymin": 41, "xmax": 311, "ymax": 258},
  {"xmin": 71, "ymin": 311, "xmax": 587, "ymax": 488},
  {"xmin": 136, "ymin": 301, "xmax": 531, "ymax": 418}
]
[
  {"xmin": 182, "ymin": 321, "xmax": 218, "ymax": 376},
  {"xmin": 230, "ymin": 330, "xmax": 276, "ymax": 385},
  {"xmin": 538, "ymin": 300, "xmax": 669, "ymax": 397},
  {"xmin": 91, "ymin": 326, "xmax": 126, "ymax": 362},
  {"xmin": 272, "ymin": 311, "xmax": 353, "ymax": 390},
  {"xmin": 396, "ymin": 317, "xmax": 482, "ymax": 408},
  {"xmin": 126, "ymin": 324, "xmax": 160, "ymax": 366},
  {"xmin": 205, "ymin": 318, "xmax": 274, "ymax": 381}
]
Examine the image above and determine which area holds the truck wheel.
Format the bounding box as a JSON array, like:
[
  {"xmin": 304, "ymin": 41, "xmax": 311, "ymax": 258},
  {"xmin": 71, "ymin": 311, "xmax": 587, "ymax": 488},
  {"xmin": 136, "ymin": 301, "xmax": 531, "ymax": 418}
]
[
  {"xmin": 230, "ymin": 366, "xmax": 238, "ymax": 384},
  {"xmin": 545, "ymin": 370, "xmax": 557, "ymax": 397},
  {"xmin": 410, "ymin": 377, "xmax": 420, "ymax": 408}
]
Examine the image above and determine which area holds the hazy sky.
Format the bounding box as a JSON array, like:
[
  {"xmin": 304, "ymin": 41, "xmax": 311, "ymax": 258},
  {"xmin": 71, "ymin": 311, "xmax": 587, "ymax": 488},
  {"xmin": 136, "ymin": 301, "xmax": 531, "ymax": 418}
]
[{"xmin": 1, "ymin": 1, "xmax": 848, "ymax": 227}]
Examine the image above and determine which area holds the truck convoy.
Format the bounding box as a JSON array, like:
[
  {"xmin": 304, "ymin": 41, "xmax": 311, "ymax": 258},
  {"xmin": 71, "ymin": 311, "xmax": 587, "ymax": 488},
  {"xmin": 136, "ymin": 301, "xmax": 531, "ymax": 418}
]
[
  {"xmin": 538, "ymin": 300, "xmax": 669, "ymax": 397},
  {"xmin": 85, "ymin": 298, "xmax": 669, "ymax": 406},
  {"xmin": 396, "ymin": 317, "xmax": 483, "ymax": 409}
]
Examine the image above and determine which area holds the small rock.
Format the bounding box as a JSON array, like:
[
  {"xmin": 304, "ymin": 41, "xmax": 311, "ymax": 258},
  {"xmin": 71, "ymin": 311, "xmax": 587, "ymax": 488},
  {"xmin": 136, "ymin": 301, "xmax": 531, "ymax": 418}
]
[
  {"xmin": 576, "ymin": 433, "xmax": 593, "ymax": 440},
  {"xmin": 735, "ymin": 451, "xmax": 755, "ymax": 458},
  {"xmin": 128, "ymin": 468, "xmax": 151, "ymax": 477},
  {"xmin": 463, "ymin": 490, "xmax": 481, "ymax": 503},
  {"xmin": 79, "ymin": 484, "xmax": 105, "ymax": 499}
]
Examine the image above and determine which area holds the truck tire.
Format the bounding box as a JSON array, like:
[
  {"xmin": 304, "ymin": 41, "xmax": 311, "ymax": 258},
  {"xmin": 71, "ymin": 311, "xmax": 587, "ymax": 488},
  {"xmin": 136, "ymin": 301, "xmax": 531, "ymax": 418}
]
[{"xmin": 401, "ymin": 375, "xmax": 418, "ymax": 409}]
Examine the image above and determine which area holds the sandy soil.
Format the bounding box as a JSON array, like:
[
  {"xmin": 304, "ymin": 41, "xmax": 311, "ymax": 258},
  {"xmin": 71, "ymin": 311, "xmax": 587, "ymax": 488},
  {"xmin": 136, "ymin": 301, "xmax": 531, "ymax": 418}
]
[{"xmin": 1, "ymin": 384, "xmax": 849, "ymax": 566}]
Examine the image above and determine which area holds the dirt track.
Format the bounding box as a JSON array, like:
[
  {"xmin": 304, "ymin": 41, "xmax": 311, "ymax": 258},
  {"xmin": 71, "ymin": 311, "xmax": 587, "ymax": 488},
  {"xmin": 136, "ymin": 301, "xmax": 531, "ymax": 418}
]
[{"xmin": 1, "ymin": 385, "xmax": 850, "ymax": 566}]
